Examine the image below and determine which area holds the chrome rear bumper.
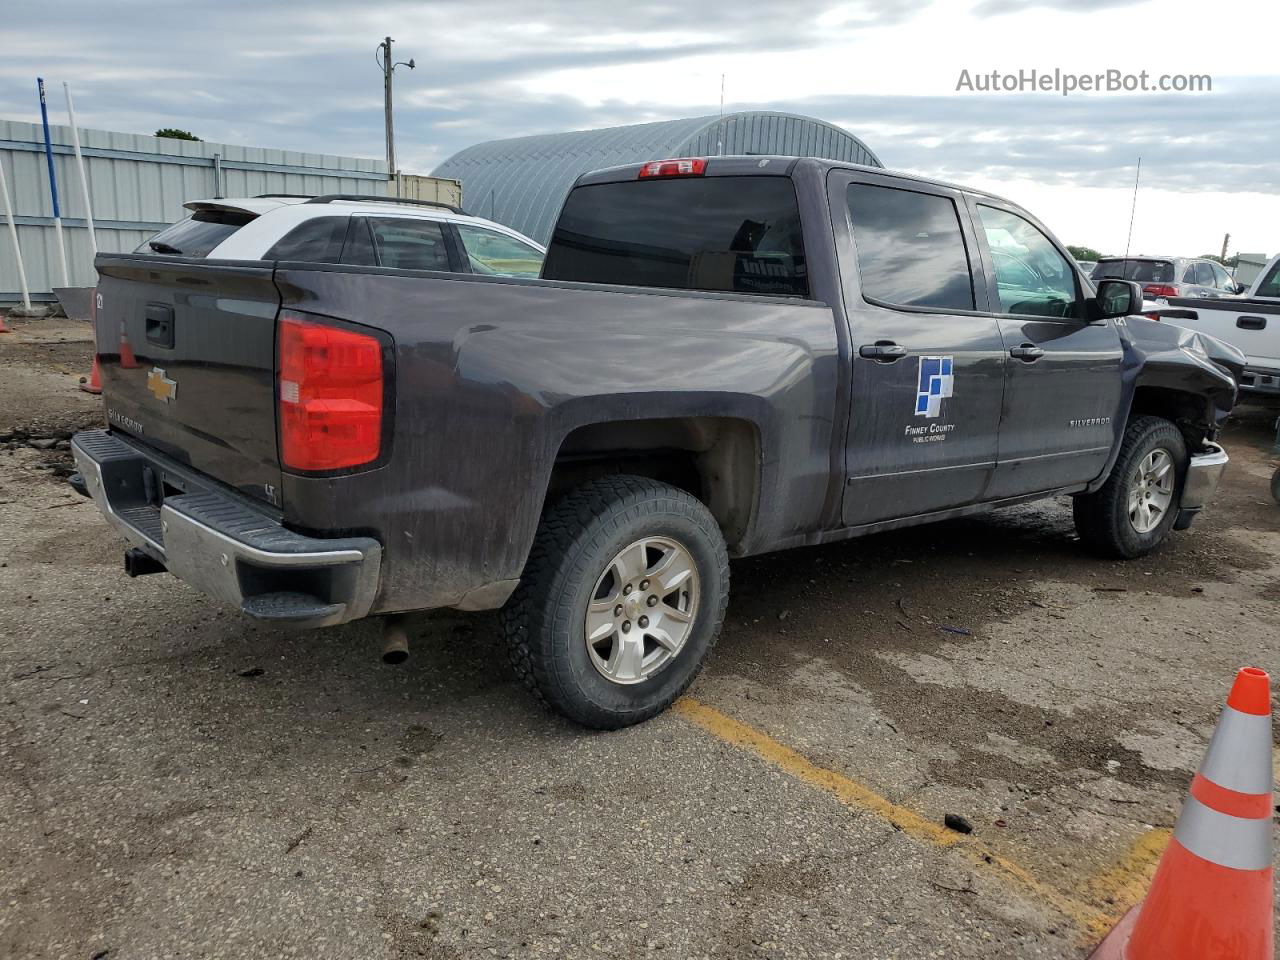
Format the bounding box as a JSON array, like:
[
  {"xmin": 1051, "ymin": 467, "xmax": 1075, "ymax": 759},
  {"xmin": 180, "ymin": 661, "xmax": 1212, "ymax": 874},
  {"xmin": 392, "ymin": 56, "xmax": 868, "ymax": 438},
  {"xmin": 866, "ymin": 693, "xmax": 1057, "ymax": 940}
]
[{"xmin": 71, "ymin": 430, "xmax": 381, "ymax": 627}]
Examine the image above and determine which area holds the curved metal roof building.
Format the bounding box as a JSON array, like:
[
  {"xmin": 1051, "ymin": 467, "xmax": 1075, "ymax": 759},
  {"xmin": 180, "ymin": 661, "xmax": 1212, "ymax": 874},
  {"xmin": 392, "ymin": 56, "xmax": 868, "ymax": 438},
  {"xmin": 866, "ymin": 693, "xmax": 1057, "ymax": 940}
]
[{"xmin": 431, "ymin": 111, "xmax": 882, "ymax": 245}]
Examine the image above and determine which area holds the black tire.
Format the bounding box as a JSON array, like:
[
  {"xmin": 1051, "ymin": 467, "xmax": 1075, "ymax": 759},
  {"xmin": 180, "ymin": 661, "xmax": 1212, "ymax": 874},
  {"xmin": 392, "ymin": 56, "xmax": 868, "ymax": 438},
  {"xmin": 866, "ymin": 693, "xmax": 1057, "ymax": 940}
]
[
  {"xmin": 501, "ymin": 475, "xmax": 730, "ymax": 729},
  {"xmin": 1073, "ymin": 415, "xmax": 1188, "ymax": 559}
]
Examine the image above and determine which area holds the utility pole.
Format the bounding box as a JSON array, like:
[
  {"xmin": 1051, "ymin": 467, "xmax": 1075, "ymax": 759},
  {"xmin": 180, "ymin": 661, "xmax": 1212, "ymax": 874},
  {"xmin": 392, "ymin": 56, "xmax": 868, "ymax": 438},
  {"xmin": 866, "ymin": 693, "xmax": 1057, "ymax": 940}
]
[
  {"xmin": 377, "ymin": 37, "xmax": 415, "ymax": 196},
  {"xmin": 1220, "ymin": 232, "xmax": 1231, "ymax": 263}
]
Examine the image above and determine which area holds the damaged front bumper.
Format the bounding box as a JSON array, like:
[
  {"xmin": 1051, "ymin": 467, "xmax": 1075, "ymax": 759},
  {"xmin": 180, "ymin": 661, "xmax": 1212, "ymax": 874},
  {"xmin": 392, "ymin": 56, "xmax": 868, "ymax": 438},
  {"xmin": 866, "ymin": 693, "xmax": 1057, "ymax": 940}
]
[{"xmin": 1174, "ymin": 441, "xmax": 1229, "ymax": 530}]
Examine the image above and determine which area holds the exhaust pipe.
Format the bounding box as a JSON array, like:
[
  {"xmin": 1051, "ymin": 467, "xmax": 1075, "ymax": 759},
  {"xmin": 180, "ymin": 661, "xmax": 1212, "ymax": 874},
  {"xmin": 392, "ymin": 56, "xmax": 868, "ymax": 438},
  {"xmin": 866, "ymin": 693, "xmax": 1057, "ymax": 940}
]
[{"xmin": 381, "ymin": 615, "xmax": 410, "ymax": 665}]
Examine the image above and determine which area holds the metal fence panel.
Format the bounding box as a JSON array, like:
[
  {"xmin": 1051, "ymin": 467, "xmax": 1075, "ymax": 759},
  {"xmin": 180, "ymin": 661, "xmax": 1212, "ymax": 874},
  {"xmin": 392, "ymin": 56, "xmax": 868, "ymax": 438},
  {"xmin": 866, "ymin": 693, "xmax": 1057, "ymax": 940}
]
[{"xmin": 0, "ymin": 119, "xmax": 389, "ymax": 301}]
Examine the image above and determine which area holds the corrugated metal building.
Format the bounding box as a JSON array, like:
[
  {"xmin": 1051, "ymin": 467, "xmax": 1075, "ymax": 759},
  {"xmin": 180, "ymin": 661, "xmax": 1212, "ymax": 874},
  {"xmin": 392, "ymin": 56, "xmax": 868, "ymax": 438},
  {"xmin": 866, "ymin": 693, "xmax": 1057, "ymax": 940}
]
[
  {"xmin": 432, "ymin": 111, "xmax": 882, "ymax": 245},
  {"xmin": 0, "ymin": 120, "xmax": 390, "ymax": 301}
]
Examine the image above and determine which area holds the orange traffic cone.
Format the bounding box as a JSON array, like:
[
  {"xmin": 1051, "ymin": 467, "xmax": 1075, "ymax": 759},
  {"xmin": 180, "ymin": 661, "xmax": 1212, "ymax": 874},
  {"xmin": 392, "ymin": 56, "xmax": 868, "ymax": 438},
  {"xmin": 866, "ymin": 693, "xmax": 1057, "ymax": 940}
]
[
  {"xmin": 119, "ymin": 326, "xmax": 139, "ymax": 369},
  {"xmin": 1092, "ymin": 667, "xmax": 1273, "ymax": 959},
  {"xmin": 79, "ymin": 353, "xmax": 103, "ymax": 394}
]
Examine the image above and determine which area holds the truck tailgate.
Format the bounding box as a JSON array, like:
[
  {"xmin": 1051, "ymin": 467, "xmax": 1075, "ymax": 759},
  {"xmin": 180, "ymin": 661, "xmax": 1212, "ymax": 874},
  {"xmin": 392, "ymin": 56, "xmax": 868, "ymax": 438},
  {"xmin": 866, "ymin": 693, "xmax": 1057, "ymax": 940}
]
[{"xmin": 94, "ymin": 256, "xmax": 282, "ymax": 506}]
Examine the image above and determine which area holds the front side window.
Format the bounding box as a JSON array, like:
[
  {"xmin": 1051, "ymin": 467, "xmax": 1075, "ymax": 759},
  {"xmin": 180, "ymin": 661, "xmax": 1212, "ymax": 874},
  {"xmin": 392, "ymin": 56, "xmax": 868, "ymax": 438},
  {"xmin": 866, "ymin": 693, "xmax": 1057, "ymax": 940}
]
[
  {"xmin": 543, "ymin": 176, "xmax": 808, "ymax": 297},
  {"xmin": 846, "ymin": 183, "xmax": 974, "ymax": 311},
  {"xmin": 978, "ymin": 205, "xmax": 1080, "ymax": 319},
  {"xmin": 1256, "ymin": 261, "xmax": 1280, "ymax": 298},
  {"xmin": 365, "ymin": 218, "xmax": 452, "ymax": 272},
  {"xmin": 264, "ymin": 217, "xmax": 349, "ymax": 263},
  {"xmin": 1210, "ymin": 263, "xmax": 1233, "ymax": 290},
  {"xmin": 455, "ymin": 224, "xmax": 544, "ymax": 278}
]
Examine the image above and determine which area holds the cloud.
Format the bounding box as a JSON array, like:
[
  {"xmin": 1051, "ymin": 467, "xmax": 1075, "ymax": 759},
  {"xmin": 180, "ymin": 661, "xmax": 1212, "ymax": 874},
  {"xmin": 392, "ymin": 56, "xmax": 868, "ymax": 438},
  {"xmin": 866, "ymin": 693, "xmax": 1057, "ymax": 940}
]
[
  {"xmin": 969, "ymin": 0, "xmax": 1152, "ymax": 14},
  {"xmin": 0, "ymin": 0, "xmax": 1271, "ymax": 207}
]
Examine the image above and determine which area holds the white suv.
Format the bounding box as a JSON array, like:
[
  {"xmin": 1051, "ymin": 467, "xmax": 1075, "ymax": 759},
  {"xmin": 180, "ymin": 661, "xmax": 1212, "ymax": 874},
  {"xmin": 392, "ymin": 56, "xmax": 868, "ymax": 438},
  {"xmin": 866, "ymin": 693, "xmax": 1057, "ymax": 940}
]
[{"xmin": 137, "ymin": 194, "xmax": 546, "ymax": 278}]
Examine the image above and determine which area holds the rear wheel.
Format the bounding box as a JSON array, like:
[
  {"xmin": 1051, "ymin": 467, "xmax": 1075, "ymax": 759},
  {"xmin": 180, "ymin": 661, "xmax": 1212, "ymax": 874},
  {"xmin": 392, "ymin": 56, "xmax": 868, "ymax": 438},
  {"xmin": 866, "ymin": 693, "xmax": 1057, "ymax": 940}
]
[
  {"xmin": 502, "ymin": 476, "xmax": 729, "ymax": 729},
  {"xmin": 1073, "ymin": 415, "xmax": 1188, "ymax": 558}
]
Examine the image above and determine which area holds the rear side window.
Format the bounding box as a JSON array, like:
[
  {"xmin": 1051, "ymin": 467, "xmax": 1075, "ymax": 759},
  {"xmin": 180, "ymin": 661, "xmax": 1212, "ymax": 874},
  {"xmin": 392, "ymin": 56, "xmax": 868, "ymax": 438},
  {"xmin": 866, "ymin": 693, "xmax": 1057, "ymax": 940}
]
[
  {"xmin": 1091, "ymin": 259, "xmax": 1173, "ymax": 283},
  {"xmin": 137, "ymin": 209, "xmax": 255, "ymax": 257},
  {"xmin": 366, "ymin": 217, "xmax": 452, "ymax": 271},
  {"xmin": 846, "ymin": 183, "xmax": 974, "ymax": 311},
  {"xmin": 264, "ymin": 217, "xmax": 349, "ymax": 263},
  {"xmin": 542, "ymin": 177, "xmax": 808, "ymax": 297}
]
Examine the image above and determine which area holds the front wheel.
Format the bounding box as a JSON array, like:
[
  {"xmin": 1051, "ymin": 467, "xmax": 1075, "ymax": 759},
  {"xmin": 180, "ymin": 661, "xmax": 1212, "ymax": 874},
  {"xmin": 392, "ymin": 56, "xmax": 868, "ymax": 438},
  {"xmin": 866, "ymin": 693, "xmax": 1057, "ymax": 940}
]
[
  {"xmin": 502, "ymin": 476, "xmax": 730, "ymax": 729},
  {"xmin": 1073, "ymin": 415, "xmax": 1188, "ymax": 559}
]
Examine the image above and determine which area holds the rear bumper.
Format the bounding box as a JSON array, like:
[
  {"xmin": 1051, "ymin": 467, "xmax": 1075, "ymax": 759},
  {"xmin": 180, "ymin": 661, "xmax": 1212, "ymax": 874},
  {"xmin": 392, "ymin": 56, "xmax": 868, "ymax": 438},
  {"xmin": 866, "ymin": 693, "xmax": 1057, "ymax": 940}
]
[
  {"xmin": 1174, "ymin": 441, "xmax": 1229, "ymax": 530},
  {"xmin": 71, "ymin": 430, "xmax": 381, "ymax": 627}
]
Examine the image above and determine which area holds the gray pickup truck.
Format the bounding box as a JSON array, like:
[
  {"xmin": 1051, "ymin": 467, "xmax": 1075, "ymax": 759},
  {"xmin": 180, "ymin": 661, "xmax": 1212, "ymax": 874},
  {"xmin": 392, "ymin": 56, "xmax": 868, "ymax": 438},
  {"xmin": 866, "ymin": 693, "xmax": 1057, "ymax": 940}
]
[{"xmin": 73, "ymin": 156, "xmax": 1243, "ymax": 728}]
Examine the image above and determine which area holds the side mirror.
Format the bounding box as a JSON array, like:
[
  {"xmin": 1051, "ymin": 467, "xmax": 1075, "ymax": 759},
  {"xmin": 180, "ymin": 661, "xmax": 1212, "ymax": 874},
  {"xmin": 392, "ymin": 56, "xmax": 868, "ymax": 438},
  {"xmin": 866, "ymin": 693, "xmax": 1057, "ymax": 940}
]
[
  {"xmin": 1095, "ymin": 278, "xmax": 1144, "ymax": 319},
  {"xmin": 1233, "ymin": 281, "xmax": 1247, "ymax": 295}
]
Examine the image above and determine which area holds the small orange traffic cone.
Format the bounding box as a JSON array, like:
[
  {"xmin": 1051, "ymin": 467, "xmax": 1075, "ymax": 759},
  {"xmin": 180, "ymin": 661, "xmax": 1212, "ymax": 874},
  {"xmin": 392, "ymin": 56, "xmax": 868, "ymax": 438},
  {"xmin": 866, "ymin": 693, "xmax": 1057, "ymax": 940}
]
[
  {"xmin": 1092, "ymin": 667, "xmax": 1273, "ymax": 959},
  {"xmin": 80, "ymin": 296, "xmax": 103, "ymax": 394},
  {"xmin": 119, "ymin": 326, "xmax": 139, "ymax": 369},
  {"xmin": 79, "ymin": 353, "xmax": 103, "ymax": 394}
]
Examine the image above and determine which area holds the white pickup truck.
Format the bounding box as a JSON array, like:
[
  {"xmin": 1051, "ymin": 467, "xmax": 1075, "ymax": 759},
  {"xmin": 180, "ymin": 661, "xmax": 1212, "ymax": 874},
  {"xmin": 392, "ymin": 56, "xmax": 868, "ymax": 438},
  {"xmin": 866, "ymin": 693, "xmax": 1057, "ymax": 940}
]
[{"xmin": 1150, "ymin": 254, "xmax": 1280, "ymax": 398}]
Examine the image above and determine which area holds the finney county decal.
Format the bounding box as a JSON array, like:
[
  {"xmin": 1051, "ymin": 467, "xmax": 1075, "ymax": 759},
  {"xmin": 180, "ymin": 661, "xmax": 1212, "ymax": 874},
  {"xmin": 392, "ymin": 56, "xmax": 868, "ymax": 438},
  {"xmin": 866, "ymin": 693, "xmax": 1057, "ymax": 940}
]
[
  {"xmin": 904, "ymin": 356, "xmax": 957, "ymax": 444},
  {"xmin": 914, "ymin": 356, "xmax": 953, "ymax": 418}
]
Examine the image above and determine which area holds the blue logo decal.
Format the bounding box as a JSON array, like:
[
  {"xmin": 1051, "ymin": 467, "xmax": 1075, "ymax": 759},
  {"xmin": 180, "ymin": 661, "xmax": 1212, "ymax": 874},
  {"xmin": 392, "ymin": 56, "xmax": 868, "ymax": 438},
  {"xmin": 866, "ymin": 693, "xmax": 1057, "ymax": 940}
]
[{"xmin": 915, "ymin": 356, "xmax": 953, "ymax": 418}]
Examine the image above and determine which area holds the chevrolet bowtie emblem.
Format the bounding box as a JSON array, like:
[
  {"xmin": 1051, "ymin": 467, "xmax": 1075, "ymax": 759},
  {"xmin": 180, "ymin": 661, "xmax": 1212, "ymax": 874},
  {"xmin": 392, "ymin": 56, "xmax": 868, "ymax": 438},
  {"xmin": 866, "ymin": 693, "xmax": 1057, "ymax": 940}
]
[{"xmin": 146, "ymin": 367, "xmax": 177, "ymax": 403}]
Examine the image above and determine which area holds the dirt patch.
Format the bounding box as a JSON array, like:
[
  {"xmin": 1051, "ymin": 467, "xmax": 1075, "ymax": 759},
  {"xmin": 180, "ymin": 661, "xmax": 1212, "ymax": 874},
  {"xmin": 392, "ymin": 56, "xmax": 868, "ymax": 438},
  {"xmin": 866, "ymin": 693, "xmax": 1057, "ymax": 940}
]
[{"xmin": 0, "ymin": 317, "xmax": 101, "ymax": 438}]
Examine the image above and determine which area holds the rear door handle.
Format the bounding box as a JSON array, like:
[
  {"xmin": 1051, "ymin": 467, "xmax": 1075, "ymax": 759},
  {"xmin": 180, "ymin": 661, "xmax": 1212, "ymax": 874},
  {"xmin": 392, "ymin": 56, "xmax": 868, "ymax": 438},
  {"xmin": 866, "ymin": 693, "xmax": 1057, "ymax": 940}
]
[
  {"xmin": 858, "ymin": 341, "xmax": 908, "ymax": 362},
  {"xmin": 1237, "ymin": 315, "xmax": 1266, "ymax": 331},
  {"xmin": 1009, "ymin": 343, "xmax": 1045, "ymax": 362}
]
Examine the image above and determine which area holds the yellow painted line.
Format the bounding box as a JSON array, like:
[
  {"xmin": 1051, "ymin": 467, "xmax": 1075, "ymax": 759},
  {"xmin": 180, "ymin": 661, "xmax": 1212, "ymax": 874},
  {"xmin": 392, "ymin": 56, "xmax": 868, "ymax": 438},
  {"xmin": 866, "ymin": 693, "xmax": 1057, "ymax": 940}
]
[
  {"xmin": 675, "ymin": 697, "xmax": 1117, "ymax": 939},
  {"xmin": 1084, "ymin": 826, "xmax": 1171, "ymax": 914}
]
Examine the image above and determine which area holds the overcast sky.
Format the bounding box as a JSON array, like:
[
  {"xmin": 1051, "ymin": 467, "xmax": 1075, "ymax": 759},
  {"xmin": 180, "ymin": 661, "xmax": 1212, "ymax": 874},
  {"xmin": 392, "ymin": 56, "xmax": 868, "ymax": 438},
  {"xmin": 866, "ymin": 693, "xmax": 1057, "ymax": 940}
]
[{"xmin": 2, "ymin": 0, "xmax": 1276, "ymax": 257}]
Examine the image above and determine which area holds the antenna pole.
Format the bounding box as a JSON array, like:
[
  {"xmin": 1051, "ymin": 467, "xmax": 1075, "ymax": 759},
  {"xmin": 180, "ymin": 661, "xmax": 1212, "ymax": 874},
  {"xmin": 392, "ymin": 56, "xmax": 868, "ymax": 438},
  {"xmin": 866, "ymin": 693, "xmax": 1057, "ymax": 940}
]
[{"xmin": 1123, "ymin": 157, "xmax": 1141, "ymax": 259}]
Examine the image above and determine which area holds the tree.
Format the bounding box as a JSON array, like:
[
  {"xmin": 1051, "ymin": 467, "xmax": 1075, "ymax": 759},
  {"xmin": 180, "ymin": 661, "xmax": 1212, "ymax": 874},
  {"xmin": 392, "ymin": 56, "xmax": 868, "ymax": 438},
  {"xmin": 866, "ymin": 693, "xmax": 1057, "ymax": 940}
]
[
  {"xmin": 154, "ymin": 128, "xmax": 201, "ymax": 141},
  {"xmin": 1067, "ymin": 245, "xmax": 1103, "ymax": 262}
]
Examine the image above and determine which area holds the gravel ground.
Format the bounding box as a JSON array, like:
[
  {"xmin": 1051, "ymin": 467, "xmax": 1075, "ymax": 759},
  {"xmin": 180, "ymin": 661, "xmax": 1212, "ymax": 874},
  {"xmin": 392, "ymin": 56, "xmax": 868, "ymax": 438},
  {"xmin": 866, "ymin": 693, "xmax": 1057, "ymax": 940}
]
[{"xmin": 1, "ymin": 316, "xmax": 1278, "ymax": 959}]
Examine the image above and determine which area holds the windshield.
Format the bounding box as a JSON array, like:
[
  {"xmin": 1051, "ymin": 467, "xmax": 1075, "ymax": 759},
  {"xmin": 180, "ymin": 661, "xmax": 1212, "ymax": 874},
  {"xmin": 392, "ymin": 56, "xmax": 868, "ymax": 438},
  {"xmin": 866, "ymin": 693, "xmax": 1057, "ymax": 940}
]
[
  {"xmin": 137, "ymin": 209, "xmax": 256, "ymax": 257},
  {"xmin": 1090, "ymin": 259, "xmax": 1174, "ymax": 284},
  {"xmin": 543, "ymin": 176, "xmax": 809, "ymax": 297}
]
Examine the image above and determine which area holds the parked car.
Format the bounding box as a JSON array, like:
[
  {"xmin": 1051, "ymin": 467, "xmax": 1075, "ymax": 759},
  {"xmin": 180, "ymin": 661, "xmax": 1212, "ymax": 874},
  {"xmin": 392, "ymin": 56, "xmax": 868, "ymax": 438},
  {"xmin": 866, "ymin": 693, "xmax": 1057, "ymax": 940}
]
[
  {"xmin": 138, "ymin": 193, "xmax": 546, "ymax": 278},
  {"xmin": 74, "ymin": 156, "xmax": 1243, "ymax": 728},
  {"xmin": 1091, "ymin": 256, "xmax": 1243, "ymax": 300},
  {"xmin": 1147, "ymin": 253, "xmax": 1280, "ymax": 398}
]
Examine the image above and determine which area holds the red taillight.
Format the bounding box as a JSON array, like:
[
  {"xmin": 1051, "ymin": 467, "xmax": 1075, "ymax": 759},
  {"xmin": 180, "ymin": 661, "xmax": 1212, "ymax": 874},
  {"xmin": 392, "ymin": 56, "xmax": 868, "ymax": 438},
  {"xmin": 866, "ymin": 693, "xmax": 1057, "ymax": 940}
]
[
  {"xmin": 1143, "ymin": 284, "xmax": 1178, "ymax": 298},
  {"xmin": 278, "ymin": 312, "xmax": 384, "ymax": 472},
  {"xmin": 637, "ymin": 157, "xmax": 707, "ymax": 179}
]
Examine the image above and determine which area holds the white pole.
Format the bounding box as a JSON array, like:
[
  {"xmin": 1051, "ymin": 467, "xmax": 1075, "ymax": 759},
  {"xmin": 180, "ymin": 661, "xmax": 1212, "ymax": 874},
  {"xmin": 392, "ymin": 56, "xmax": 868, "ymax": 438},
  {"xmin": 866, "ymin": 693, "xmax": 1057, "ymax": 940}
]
[
  {"xmin": 0, "ymin": 159, "xmax": 33, "ymax": 310},
  {"xmin": 63, "ymin": 82, "xmax": 97, "ymax": 260}
]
